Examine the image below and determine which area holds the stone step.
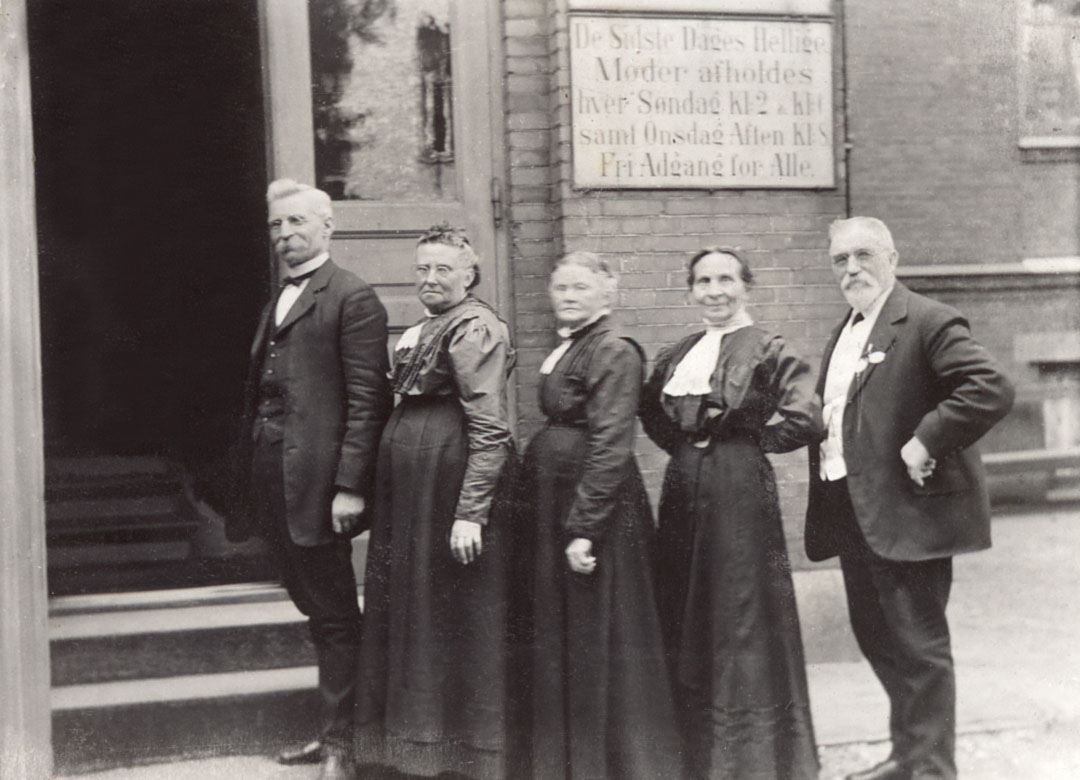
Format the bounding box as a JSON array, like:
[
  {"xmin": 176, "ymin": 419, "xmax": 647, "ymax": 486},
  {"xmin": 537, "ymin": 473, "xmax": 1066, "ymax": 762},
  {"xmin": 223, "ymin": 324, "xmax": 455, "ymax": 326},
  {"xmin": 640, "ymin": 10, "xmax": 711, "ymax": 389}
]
[
  {"xmin": 49, "ymin": 539, "xmax": 194, "ymax": 570},
  {"xmin": 45, "ymin": 456, "xmax": 182, "ymax": 500},
  {"xmin": 49, "ymin": 581, "xmax": 297, "ymax": 616},
  {"xmin": 50, "ymin": 589, "xmax": 313, "ymax": 686},
  {"xmin": 52, "ymin": 667, "xmax": 321, "ymax": 774},
  {"xmin": 49, "ymin": 583, "xmax": 325, "ymax": 773},
  {"xmin": 46, "ymin": 553, "xmax": 277, "ymax": 597},
  {"xmin": 46, "ymin": 494, "xmax": 197, "ymax": 538},
  {"xmin": 43, "ymin": 456, "xmax": 211, "ymax": 595},
  {"xmin": 46, "ymin": 455, "xmax": 176, "ymax": 481},
  {"xmin": 45, "ymin": 472, "xmax": 184, "ymax": 503}
]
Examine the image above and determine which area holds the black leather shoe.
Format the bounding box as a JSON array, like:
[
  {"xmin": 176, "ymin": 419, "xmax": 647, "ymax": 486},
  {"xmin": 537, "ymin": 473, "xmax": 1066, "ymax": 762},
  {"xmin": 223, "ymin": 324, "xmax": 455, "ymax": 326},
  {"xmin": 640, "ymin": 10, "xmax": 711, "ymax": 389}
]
[
  {"xmin": 845, "ymin": 759, "xmax": 911, "ymax": 780},
  {"xmin": 317, "ymin": 750, "xmax": 356, "ymax": 780},
  {"xmin": 276, "ymin": 739, "xmax": 323, "ymax": 765}
]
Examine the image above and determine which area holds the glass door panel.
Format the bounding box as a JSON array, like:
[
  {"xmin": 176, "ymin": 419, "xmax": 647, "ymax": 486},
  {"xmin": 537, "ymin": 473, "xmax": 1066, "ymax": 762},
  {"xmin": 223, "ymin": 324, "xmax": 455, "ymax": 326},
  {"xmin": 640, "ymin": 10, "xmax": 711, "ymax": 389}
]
[{"xmin": 261, "ymin": 0, "xmax": 502, "ymax": 333}]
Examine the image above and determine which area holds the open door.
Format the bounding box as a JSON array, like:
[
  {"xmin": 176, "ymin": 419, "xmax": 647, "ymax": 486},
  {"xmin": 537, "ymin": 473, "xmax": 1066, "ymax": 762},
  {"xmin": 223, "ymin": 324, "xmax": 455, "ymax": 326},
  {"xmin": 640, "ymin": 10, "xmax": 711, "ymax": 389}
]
[{"xmin": 258, "ymin": 0, "xmax": 509, "ymax": 334}]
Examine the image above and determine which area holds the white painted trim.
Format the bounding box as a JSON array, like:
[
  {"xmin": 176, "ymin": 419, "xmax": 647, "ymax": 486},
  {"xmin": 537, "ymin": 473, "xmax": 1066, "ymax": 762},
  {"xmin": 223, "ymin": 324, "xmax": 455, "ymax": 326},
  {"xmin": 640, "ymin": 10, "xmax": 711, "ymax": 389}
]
[
  {"xmin": 567, "ymin": 0, "xmax": 833, "ymax": 15},
  {"xmin": 1019, "ymin": 136, "xmax": 1080, "ymax": 150},
  {"xmin": 0, "ymin": 1, "xmax": 52, "ymax": 776},
  {"xmin": 486, "ymin": 0, "xmax": 519, "ymax": 437},
  {"xmin": 898, "ymin": 258, "xmax": 1080, "ymax": 277},
  {"xmin": 258, "ymin": 0, "xmax": 317, "ymax": 183},
  {"xmin": 1021, "ymin": 256, "xmax": 1080, "ymax": 273}
]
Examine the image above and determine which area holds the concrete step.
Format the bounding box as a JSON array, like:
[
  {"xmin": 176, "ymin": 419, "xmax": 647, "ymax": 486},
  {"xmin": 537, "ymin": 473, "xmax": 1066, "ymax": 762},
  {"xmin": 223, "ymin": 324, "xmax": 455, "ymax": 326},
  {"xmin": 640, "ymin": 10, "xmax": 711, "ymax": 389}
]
[
  {"xmin": 50, "ymin": 590, "xmax": 313, "ymax": 686},
  {"xmin": 45, "ymin": 455, "xmax": 183, "ymax": 501},
  {"xmin": 52, "ymin": 667, "xmax": 321, "ymax": 774},
  {"xmin": 45, "ymin": 469, "xmax": 185, "ymax": 503},
  {"xmin": 47, "ymin": 494, "xmax": 195, "ymax": 534},
  {"xmin": 43, "ymin": 455, "xmax": 213, "ymax": 595},
  {"xmin": 49, "ymin": 583, "xmax": 325, "ymax": 773},
  {"xmin": 47, "ymin": 553, "xmax": 277, "ymax": 597},
  {"xmin": 46, "ymin": 455, "xmax": 176, "ymax": 480},
  {"xmin": 41, "ymin": 461, "xmax": 327, "ymax": 772}
]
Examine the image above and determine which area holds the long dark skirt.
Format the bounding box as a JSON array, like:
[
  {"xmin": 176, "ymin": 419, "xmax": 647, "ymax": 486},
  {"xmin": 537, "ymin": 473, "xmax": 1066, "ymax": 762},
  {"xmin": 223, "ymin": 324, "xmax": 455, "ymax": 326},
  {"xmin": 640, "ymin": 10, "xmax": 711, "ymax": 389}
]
[
  {"xmin": 521, "ymin": 423, "xmax": 684, "ymax": 780},
  {"xmin": 354, "ymin": 396, "xmax": 515, "ymax": 780},
  {"xmin": 657, "ymin": 438, "xmax": 818, "ymax": 780}
]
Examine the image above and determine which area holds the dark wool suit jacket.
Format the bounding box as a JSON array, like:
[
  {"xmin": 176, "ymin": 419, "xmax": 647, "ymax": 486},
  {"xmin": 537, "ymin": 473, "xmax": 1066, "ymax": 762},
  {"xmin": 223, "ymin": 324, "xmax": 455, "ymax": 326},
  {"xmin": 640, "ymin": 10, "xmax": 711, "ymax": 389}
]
[
  {"xmin": 229, "ymin": 259, "xmax": 392, "ymax": 546},
  {"xmin": 805, "ymin": 283, "xmax": 1014, "ymax": 562}
]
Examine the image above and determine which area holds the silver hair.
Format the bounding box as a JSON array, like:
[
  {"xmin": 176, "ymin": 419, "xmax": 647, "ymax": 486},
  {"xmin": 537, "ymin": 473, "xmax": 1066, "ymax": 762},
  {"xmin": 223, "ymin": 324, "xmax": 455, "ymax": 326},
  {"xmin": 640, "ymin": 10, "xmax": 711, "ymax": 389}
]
[
  {"xmin": 552, "ymin": 251, "xmax": 618, "ymax": 296},
  {"xmin": 828, "ymin": 216, "xmax": 895, "ymax": 251},
  {"xmin": 554, "ymin": 251, "xmax": 617, "ymax": 280},
  {"xmin": 266, "ymin": 178, "xmax": 333, "ymax": 220}
]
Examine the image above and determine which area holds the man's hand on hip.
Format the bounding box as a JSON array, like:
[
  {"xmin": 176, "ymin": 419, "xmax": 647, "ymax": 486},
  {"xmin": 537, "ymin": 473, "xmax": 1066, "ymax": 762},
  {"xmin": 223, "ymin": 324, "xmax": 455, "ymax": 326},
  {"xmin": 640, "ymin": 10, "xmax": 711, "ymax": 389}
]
[
  {"xmin": 331, "ymin": 490, "xmax": 365, "ymax": 535},
  {"xmin": 900, "ymin": 436, "xmax": 936, "ymax": 487}
]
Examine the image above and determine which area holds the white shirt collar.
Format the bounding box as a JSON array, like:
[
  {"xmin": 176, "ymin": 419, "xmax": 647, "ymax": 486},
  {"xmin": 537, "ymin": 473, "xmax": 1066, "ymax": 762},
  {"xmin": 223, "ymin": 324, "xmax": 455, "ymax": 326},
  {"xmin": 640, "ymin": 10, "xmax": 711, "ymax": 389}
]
[
  {"xmin": 661, "ymin": 311, "xmax": 755, "ymax": 398},
  {"xmin": 283, "ymin": 251, "xmax": 329, "ymax": 280}
]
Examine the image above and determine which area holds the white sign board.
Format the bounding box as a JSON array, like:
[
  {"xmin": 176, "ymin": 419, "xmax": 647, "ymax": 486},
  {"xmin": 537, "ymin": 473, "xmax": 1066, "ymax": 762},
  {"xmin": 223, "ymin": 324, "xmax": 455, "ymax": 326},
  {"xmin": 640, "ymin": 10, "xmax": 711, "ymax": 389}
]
[{"xmin": 569, "ymin": 15, "xmax": 835, "ymax": 189}]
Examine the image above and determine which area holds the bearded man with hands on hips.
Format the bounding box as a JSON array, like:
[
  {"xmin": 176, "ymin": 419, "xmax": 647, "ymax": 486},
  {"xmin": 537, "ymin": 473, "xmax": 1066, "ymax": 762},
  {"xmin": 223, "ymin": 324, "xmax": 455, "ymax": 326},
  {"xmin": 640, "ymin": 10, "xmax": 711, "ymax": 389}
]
[{"xmin": 804, "ymin": 217, "xmax": 1014, "ymax": 780}]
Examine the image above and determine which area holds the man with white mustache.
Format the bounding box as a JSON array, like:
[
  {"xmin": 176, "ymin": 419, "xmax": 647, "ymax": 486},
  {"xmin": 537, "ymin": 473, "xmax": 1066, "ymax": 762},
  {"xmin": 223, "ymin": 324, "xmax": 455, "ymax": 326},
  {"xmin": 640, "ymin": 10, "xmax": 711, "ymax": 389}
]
[
  {"xmin": 804, "ymin": 217, "xmax": 1014, "ymax": 780},
  {"xmin": 230, "ymin": 179, "xmax": 392, "ymax": 780}
]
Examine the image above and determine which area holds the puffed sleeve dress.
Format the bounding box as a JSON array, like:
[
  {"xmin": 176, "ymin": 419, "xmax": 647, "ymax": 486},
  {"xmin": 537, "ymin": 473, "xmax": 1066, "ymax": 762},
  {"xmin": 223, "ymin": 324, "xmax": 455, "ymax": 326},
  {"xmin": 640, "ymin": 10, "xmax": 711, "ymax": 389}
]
[
  {"xmin": 354, "ymin": 295, "xmax": 518, "ymax": 780},
  {"xmin": 520, "ymin": 315, "xmax": 684, "ymax": 780},
  {"xmin": 639, "ymin": 323, "xmax": 824, "ymax": 780}
]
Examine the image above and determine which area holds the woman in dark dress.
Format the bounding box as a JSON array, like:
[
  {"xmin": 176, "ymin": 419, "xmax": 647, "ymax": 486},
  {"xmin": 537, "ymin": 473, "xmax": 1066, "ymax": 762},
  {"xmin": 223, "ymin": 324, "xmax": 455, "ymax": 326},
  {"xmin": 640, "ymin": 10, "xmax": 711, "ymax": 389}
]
[
  {"xmin": 520, "ymin": 251, "xmax": 683, "ymax": 780},
  {"xmin": 354, "ymin": 226, "xmax": 517, "ymax": 780},
  {"xmin": 639, "ymin": 247, "xmax": 823, "ymax": 780}
]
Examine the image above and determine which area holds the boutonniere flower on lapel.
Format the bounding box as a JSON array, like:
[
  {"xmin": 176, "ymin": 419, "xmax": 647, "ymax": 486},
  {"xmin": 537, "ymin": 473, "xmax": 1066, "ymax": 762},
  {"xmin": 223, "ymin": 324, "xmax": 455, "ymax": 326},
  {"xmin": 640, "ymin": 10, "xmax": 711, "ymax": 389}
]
[{"xmin": 855, "ymin": 344, "xmax": 886, "ymax": 374}]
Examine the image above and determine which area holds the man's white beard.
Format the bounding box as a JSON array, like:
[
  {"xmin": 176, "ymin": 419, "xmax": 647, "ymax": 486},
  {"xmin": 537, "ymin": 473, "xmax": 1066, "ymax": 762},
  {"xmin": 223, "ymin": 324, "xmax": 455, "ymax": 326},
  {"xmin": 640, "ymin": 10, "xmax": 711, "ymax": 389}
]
[{"xmin": 842, "ymin": 282, "xmax": 881, "ymax": 314}]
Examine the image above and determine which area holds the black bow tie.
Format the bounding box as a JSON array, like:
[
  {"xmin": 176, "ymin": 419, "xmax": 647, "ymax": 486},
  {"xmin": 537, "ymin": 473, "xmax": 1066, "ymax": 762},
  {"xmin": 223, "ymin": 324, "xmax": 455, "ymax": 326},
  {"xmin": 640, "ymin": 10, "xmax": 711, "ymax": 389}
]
[{"xmin": 281, "ymin": 269, "xmax": 317, "ymax": 288}]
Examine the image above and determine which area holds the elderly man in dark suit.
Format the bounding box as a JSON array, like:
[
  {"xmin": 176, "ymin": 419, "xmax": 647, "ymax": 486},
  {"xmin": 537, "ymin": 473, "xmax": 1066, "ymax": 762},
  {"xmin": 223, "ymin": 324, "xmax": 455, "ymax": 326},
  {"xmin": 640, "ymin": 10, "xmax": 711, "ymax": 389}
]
[
  {"xmin": 805, "ymin": 217, "xmax": 1013, "ymax": 780},
  {"xmin": 229, "ymin": 178, "xmax": 391, "ymax": 780}
]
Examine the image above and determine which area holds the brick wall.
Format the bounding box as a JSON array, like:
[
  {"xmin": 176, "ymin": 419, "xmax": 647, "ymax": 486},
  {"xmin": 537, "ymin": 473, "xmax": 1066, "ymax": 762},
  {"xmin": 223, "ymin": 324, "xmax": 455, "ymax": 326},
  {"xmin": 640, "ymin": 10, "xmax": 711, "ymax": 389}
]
[
  {"xmin": 503, "ymin": 0, "xmax": 561, "ymax": 437},
  {"xmin": 844, "ymin": 0, "xmax": 1023, "ymax": 265},
  {"xmin": 845, "ymin": 0, "xmax": 1080, "ymax": 449},
  {"xmin": 914, "ymin": 280, "xmax": 1080, "ymax": 453},
  {"xmin": 502, "ymin": 1, "xmax": 849, "ymax": 565}
]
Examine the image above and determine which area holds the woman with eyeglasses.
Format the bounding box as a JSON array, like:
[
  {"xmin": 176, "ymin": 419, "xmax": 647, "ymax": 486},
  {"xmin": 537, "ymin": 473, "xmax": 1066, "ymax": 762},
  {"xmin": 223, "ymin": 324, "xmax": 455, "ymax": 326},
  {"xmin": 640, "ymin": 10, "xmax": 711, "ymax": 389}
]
[
  {"xmin": 639, "ymin": 247, "xmax": 823, "ymax": 780},
  {"xmin": 354, "ymin": 225, "xmax": 518, "ymax": 780}
]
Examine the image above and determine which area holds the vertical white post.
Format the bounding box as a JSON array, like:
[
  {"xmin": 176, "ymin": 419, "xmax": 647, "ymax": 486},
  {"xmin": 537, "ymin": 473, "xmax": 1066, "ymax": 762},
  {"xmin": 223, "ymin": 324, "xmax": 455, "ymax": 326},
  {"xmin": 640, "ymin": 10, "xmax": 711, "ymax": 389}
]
[{"xmin": 0, "ymin": 0, "xmax": 53, "ymax": 777}]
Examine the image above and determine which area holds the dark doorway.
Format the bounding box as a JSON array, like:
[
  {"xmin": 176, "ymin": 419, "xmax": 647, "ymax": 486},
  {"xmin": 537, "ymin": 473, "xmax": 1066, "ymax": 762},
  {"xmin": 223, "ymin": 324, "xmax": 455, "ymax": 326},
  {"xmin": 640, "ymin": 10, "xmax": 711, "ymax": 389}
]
[
  {"xmin": 29, "ymin": 0, "xmax": 268, "ymax": 460},
  {"xmin": 28, "ymin": 0, "xmax": 271, "ymax": 593}
]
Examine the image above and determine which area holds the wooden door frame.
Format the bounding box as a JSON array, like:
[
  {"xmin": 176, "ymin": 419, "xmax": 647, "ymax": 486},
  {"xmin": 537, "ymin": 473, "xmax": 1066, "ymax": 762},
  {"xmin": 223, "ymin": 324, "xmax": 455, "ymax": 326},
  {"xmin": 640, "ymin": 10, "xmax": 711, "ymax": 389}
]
[
  {"xmin": 257, "ymin": 0, "xmax": 516, "ymax": 429},
  {"xmin": 0, "ymin": 0, "xmax": 53, "ymax": 776},
  {"xmin": 256, "ymin": 0, "xmax": 512, "ymax": 317}
]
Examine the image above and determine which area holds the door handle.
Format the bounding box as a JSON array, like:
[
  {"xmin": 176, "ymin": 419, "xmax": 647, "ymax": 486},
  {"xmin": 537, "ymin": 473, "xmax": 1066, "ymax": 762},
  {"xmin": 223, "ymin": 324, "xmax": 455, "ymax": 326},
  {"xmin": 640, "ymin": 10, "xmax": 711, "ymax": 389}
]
[{"xmin": 490, "ymin": 176, "xmax": 504, "ymax": 226}]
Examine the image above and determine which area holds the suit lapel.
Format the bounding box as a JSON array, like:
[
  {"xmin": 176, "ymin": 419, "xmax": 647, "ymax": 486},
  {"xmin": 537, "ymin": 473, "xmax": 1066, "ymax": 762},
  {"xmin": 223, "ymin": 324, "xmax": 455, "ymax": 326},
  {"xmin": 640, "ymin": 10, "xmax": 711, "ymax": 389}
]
[
  {"xmin": 817, "ymin": 316, "xmax": 848, "ymax": 396},
  {"xmin": 846, "ymin": 284, "xmax": 907, "ymax": 402},
  {"xmin": 275, "ymin": 260, "xmax": 335, "ymax": 337},
  {"xmin": 250, "ymin": 301, "xmax": 274, "ymax": 361}
]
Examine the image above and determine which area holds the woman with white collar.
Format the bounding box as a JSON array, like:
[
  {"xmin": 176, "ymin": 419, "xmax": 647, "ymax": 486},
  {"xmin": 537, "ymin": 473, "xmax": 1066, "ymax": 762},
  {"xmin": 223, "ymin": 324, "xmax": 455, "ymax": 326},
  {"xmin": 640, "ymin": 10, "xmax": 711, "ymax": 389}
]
[
  {"xmin": 354, "ymin": 225, "xmax": 517, "ymax": 780},
  {"xmin": 639, "ymin": 247, "xmax": 823, "ymax": 780},
  {"xmin": 520, "ymin": 251, "xmax": 682, "ymax": 780}
]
